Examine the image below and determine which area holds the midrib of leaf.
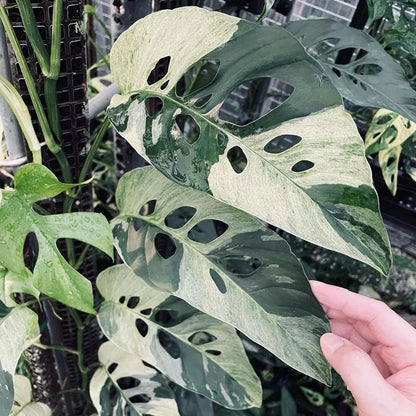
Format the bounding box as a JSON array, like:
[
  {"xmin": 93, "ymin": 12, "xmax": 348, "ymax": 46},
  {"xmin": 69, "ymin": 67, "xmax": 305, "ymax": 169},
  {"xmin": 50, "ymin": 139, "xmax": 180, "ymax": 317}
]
[
  {"xmin": 114, "ymin": 214, "xmax": 315, "ymax": 346},
  {"xmin": 102, "ymin": 298, "xmax": 242, "ymax": 377},
  {"xmin": 103, "ymin": 366, "xmax": 141, "ymax": 416},
  {"xmin": 124, "ymin": 90, "xmax": 377, "ymax": 265}
]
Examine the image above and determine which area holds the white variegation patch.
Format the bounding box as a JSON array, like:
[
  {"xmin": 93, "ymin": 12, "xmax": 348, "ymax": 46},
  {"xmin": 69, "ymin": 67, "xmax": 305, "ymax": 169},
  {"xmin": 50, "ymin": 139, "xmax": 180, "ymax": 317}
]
[{"xmin": 90, "ymin": 341, "xmax": 180, "ymax": 416}]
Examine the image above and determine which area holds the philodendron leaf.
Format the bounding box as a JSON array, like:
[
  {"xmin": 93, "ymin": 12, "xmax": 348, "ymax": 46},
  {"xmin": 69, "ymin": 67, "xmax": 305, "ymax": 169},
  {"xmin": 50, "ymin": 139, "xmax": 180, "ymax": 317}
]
[
  {"xmin": 0, "ymin": 307, "xmax": 39, "ymax": 416},
  {"xmin": 0, "ymin": 164, "xmax": 113, "ymax": 313},
  {"xmin": 11, "ymin": 375, "xmax": 51, "ymax": 415},
  {"xmin": 112, "ymin": 166, "xmax": 331, "ymax": 385},
  {"xmin": 365, "ymin": 108, "xmax": 416, "ymax": 195},
  {"xmin": 97, "ymin": 264, "xmax": 262, "ymax": 409},
  {"xmin": 108, "ymin": 7, "xmax": 391, "ymax": 275},
  {"xmin": 90, "ymin": 341, "xmax": 179, "ymax": 416},
  {"xmin": 285, "ymin": 19, "xmax": 416, "ymax": 123}
]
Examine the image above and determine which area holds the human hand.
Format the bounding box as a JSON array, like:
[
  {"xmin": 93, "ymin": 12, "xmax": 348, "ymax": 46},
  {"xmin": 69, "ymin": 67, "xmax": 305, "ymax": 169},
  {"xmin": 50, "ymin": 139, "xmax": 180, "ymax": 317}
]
[{"xmin": 310, "ymin": 281, "xmax": 416, "ymax": 416}]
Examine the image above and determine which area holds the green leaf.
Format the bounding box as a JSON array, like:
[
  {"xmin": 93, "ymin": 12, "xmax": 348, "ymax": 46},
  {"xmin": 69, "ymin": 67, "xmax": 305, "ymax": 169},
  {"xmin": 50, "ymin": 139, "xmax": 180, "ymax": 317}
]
[
  {"xmin": 0, "ymin": 163, "xmax": 113, "ymax": 313},
  {"xmin": 0, "ymin": 307, "xmax": 39, "ymax": 416},
  {"xmin": 11, "ymin": 375, "xmax": 51, "ymax": 415},
  {"xmin": 365, "ymin": 108, "xmax": 416, "ymax": 195},
  {"xmin": 112, "ymin": 166, "xmax": 331, "ymax": 385},
  {"xmin": 285, "ymin": 19, "xmax": 416, "ymax": 123},
  {"xmin": 90, "ymin": 341, "xmax": 180, "ymax": 416},
  {"xmin": 300, "ymin": 386, "xmax": 325, "ymax": 407},
  {"xmin": 0, "ymin": 268, "xmax": 39, "ymax": 308},
  {"xmin": 108, "ymin": 7, "xmax": 391, "ymax": 276},
  {"xmin": 175, "ymin": 387, "xmax": 214, "ymax": 416},
  {"xmin": 97, "ymin": 264, "xmax": 262, "ymax": 409},
  {"xmin": 281, "ymin": 387, "xmax": 297, "ymax": 416}
]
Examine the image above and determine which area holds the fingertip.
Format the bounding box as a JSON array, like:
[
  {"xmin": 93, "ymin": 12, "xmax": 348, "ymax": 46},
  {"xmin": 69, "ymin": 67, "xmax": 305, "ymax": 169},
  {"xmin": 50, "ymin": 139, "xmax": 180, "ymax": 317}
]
[{"xmin": 320, "ymin": 333, "xmax": 348, "ymax": 356}]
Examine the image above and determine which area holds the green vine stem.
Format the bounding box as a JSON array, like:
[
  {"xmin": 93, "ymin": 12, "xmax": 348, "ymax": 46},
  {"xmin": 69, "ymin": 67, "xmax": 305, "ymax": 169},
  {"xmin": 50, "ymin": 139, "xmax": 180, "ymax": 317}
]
[{"xmin": 0, "ymin": 4, "xmax": 72, "ymax": 183}]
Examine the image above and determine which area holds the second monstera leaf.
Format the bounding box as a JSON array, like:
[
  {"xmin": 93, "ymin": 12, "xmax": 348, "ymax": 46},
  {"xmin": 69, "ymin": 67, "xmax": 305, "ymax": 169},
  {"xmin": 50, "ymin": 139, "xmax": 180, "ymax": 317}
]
[
  {"xmin": 108, "ymin": 6, "xmax": 391, "ymax": 276},
  {"xmin": 97, "ymin": 264, "xmax": 262, "ymax": 409},
  {"xmin": 112, "ymin": 166, "xmax": 330, "ymax": 385}
]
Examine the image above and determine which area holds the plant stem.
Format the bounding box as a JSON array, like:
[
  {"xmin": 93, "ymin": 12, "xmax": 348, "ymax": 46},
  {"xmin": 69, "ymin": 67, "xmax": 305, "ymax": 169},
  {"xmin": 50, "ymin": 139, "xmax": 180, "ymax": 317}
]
[
  {"xmin": 0, "ymin": 5, "xmax": 72, "ymax": 183},
  {"xmin": 15, "ymin": 0, "xmax": 50, "ymax": 76},
  {"xmin": 74, "ymin": 244, "xmax": 91, "ymax": 270},
  {"xmin": 36, "ymin": 343, "xmax": 80, "ymax": 356}
]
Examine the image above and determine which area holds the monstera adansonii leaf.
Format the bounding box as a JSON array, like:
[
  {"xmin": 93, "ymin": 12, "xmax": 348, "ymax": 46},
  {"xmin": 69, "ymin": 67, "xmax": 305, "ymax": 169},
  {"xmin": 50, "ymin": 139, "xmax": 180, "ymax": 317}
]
[
  {"xmin": 365, "ymin": 108, "xmax": 416, "ymax": 195},
  {"xmin": 111, "ymin": 166, "xmax": 331, "ymax": 385},
  {"xmin": 97, "ymin": 264, "xmax": 262, "ymax": 409},
  {"xmin": 90, "ymin": 341, "xmax": 179, "ymax": 416},
  {"xmin": 285, "ymin": 18, "xmax": 416, "ymax": 123},
  {"xmin": 0, "ymin": 307, "xmax": 39, "ymax": 416},
  {"xmin": 0, "ymin": 164, "xmax": 113, "ymax": 313},
  {"xmin": 107, "ymin": 7, "xmax": 391, "ymax": 276}
]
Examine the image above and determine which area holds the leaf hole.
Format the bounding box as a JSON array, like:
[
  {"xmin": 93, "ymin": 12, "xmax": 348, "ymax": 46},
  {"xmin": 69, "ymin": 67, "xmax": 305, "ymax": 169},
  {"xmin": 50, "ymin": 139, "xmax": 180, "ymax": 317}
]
[
  {"xmin": 307, "ymin": 38, "xmax": 341, "ymax": 60},
  {"xmin": 194, "ymin": 94, "xmax": 212, "ymax": 108},
  {"xmin": 188, "ymin": 220, "xmax": 229, "ymax": 243},
  {"xmin": 154, "ymin": 310, "xmax": 179, "ymax": 327},
  {"xmin": 353, "ymin": 63, "xmax": 382, "ymax": 75},
  {"xmin": 139, "ymin": 199, "xmax": 157, "ymax": 216},
  {"xmin": 377, "ymin": 115, "xmax": 393, "ymax": 125},
  {"xmin": 140, "ymin": 308, "xmax": 152, "ymax": 316},
  {"xmin": 291, "ymin": 160, "xmax": 315, "ymax": 172},
  {"xmin": 209, "ymin": 269, "xmax": 227, "ymax": 294},
  {"xmin": 217, "ymin": 132, "xmax": 227, "ymax": 147},
  {"xmin": 108, "ymin": 363, "xmax": 118, "ymax": 374},
  {"xmin": 188, "ymin": 331, "xmax": 217, "ymax": 346},
  {"xmin": 23, "ymin": 232, "xmax": 38, "ymax": 271},
  {"xmin": 218, "ymin": 255, "xmax": 262, "ymax": 277},
  {"xmin": 174, "ymin": 114, "xmax": 200, "ymax": 144},
  {"xmin": 144, "ymin": 97, "xmax": 163, "ymax": 117},
  {"xmin": 227, "ymin": 146, "xmax": 247, "ymax": 174},
  {"xmin": 133, "ymin": 219, "xmax": 142, "ymax": 231},
  {"xmin": 264, "ymin": 134, "xmax": 302, "ymax": 154},
  {"xmin": 135, "ymin": 318, "xmax": 149, "ymax": 337},
  {"xmin": 332, "ymin": 67, "xmax": 341, "ymax": 78},
  {"xmin": 206, "ymin": 349, "xmax": 221, "ymax": 356},
  {"xmin": 360, "ymin": 82, "xmax": 367, "ymax": 91},
  {"xmin": 127, "ymin": 296, "xmax": 140, "ymax": 309},
  {"xmin": 130, "ymin": 394, "xmax": 151, "ymax": 403},
  {"xmin": 176, "ymin": 59, "xmax": 220, "ymax": 97},
  {"xmin": 164, "ymin": 206, "xmax": 197, "ymax": 229},
  {"xmin": 158, "ymin": 330, "xmax": 181, "ymax": 359},
  {"xmin": 119, "ymin": 296, "xmax": 126, "ymax": 304},
  {"xmin": 219, "ymin": 77, "xmax": 294, "ymax": 125},
  {"xmin": 387, "ymin": 157, "xmax": 395, "ymax": 167},
  {"xmin": 147, "ymin": 56, "xmax": 171, "ymax": 86},
  {"xmin": 117, "ymin": 377, "xmax": 141, "ymax": 389},
  {"xmin": 160, "ymin": 80, "xmax": 169, "ymax": 90},
  {"xmin": 154, "ymin": 233, "xmax": 177, "ymax": 259}
]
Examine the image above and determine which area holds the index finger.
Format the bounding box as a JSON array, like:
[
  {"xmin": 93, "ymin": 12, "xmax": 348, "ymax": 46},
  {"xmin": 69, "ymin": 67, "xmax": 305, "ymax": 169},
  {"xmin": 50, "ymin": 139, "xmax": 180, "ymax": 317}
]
[{"xmin": 310, "ymin": 281, "xmax": 416, "ymax": 348}]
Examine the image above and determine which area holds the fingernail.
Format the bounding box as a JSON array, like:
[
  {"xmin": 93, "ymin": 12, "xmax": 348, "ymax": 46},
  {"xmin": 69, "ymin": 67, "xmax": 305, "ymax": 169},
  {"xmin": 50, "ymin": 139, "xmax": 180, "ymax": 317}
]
[{"xmin": 321, "ymin": 333, "xmax": 346, "ymax": 354}]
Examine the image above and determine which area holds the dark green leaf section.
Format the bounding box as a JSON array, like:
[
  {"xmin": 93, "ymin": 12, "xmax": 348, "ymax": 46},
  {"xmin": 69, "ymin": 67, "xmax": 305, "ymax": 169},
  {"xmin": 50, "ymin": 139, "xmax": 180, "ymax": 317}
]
[
  {"xmin": 0, "ymin": 364, "xmax": 13, "ymax": 416},
  {"xmin": 97, "ymin": 265, "xmax": 262, "ymax": 409},
  {"xmin": 112, "ymin": 166, "xmax": 331, "ymax": 385},
  {"xmin": 286, "ymin": 19, "xmax": 416, "ymax": 122},
  {"xmin": 0, "ymin": 164, "xmax": 113, "ymax": 313}
]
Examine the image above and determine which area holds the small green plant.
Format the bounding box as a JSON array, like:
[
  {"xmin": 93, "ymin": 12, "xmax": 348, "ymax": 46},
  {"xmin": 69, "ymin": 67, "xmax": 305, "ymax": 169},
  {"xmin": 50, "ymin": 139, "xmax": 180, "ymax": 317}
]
[{"xmin": 1, "ymin": 4, "xmax": 416, "ymax": 416}]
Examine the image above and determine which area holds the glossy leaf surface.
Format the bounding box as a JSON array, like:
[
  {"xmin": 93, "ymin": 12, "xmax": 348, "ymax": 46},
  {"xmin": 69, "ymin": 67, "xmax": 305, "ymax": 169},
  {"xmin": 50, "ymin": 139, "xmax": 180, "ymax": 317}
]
[
  {"xmin": 90, "ymin": 341, "xmax": 179, "ymax": 416},
  {"xmin": 0, "ymin": 307, "xmax": 39, "ymax": 416},
  {"xmin": 365, "ymin": 108, "xmax": 416, "ymax": 195},
  {"xmin": 97, "ymin": 264, "xmax": 262, "ymax": 409},
  {"xmin": 112, "ymin": 166, "xmax": 331, "ymax": 385},
  {"xmin": 108, "ymin": 7, "xmax": 391, "ymax": 275},
  {"xmin": 286, "ymin": 18, "xmax": 416, "ymax": 123},
  {"xmin": 0, "ymin": 164, "xmax": 113, "ymax": 313}
]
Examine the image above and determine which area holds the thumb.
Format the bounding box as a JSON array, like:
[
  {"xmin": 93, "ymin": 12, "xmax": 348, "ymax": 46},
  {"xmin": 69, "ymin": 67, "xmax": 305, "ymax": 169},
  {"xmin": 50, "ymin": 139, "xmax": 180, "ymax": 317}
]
[{"xmin": 320, "ymin": 333, "xmax": 404, "ymax": 414}]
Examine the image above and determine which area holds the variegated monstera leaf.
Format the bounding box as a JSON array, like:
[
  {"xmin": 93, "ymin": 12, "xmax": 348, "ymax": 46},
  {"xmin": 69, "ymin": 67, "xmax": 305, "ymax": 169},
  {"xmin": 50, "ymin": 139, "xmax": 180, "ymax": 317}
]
[
  {"xmin": 111, "ymin": 166, "xmax": 330, "ymax": 385},
  {"xmin": 107, "ymin": 7, "xmax": 391, "ymax": 276},
  {"xmin": 90, "ymin": 341, "xmax": 179, "ymax": 416},
  {"xmin": 97, "ymin": 265, "xmax": 262, "ymax": 409},
  {"xmin": 365, "ymin": 108, "xmax": 416, "ymax": 195}
]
